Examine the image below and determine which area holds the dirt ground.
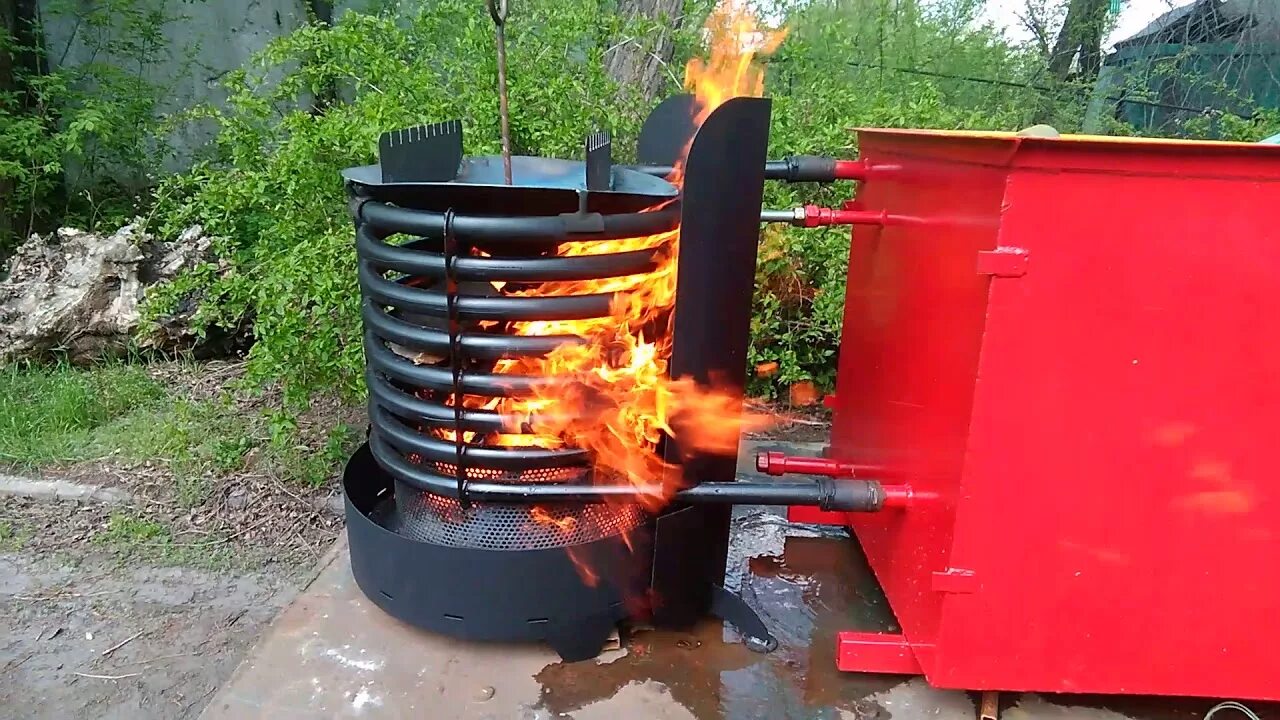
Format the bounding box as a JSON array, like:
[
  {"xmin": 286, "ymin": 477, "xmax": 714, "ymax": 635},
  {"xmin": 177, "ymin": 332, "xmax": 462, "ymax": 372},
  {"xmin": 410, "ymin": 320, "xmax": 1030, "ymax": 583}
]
[
  {"xmin": 1, "ymin": 436, "xmax": 343, "ymax": 720},
  {"xmin": 0, "ymin": 495, "xmax": 337, "ymax": 720},
  {"xmin": 0, "ymin": 383, "xmax": 829, "ymax": 720}
]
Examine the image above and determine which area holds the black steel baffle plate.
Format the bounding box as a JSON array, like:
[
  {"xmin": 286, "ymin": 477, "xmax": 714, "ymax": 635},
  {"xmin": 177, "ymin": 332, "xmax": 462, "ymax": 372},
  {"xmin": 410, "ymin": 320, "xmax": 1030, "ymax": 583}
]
[{"xmin": 342, "ymin": 156, "xmax": 678, "ymax": 216}]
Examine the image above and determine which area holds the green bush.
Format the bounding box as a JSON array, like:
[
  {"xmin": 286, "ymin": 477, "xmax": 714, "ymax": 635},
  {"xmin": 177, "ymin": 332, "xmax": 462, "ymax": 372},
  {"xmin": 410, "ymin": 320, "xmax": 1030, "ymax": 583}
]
[
  {"xmin": 1, "ymin": 0, "xmax": 179, "ymax": 254},
  {"xmin": 148, "ymin": 0, "xmax": 666, "ymax": 408},
  {"xmin": 148, "ymin": 0, "xmax": 1052, "ymax": 406},
  {"xmin": 143, "ymin": 0, "xmax": 1280, "ymax": 405},
  {"xmin": 748, "ymin": 0, "xmax": 1049, "ymax": 395}
]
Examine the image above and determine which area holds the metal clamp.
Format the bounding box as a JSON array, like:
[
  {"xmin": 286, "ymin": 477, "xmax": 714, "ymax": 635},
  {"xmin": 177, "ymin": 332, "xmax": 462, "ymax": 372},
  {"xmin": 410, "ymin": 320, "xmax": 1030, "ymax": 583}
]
[{"xmin": 442, "ymin": 209, "xmax": 470, "ymax": 507}]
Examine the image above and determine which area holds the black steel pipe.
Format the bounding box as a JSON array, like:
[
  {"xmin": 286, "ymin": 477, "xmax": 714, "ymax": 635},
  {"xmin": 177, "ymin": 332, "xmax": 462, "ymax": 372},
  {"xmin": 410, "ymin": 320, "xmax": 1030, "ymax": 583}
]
[
  {"xmin": 362, "ymin": 300, "xmax": 580, "ymax": 360},
  {"xmin": 759, "ymin": 208, "xmax": 800, "ymax": 224},
  {"xmin": 357, "ymin": 226, "xmax": 668, "ymax": 282},
  {"xmin": 373, "ymin": 406, "xmax": 589, "ymax": 470},
  {"xmin": 367, "ymin": 370, "xmax": 576, "ymax": 434},
  {"xmin": 366, "ymin": 331, "xmax": 556, "ymax": 396},
  {"xmin": 359, "ymin": 262, "xmax": 617, "ymax": 321},
  {"xmin": 368, "ymin": 434, "xmax": 885, "ymax": 511},
  {"xmin": 357, "ymin": 199, "xmax": 680, "ymax": 244},
  {"xmin": 367, "ymin": 371, "xmax": 515, "ymax": 433},
  {"xmin": 626, "ymin": 156, "xmax": 849, "ymax": 184}
]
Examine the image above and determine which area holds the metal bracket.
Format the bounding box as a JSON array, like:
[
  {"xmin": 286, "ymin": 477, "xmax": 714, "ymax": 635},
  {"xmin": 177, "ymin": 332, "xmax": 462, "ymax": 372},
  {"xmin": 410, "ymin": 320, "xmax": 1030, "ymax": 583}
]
[
  {"xmin": 585, "ymin": 130, "xmax": 613, "ymax": 191},
  {"xmin": 378, "ymin": 120, "xmax": 463, "ymax": 183},
  {"xmin": 976, "ymin": 247, "xmax": 1029, "ymax": 278},
  {"xmin": 932, "ymin": 568, "xmax": 979, "ymax": 594},
  {"xmin": 709, "ymin": 585, "xmax": 778, "ymax": 653}
]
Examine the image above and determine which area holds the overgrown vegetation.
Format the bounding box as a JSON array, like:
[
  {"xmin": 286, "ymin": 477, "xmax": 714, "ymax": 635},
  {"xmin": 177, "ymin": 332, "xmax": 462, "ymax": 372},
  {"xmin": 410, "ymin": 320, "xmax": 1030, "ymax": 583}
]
[
  {"xmin": 94, "ymin": 510, "xmax": 236, "ymax": 569},
  {"xmin": 0, "ymin": 0, "xmax": 183, "ymax": 253},
  {"xmin": 5, "ymin": 0, "xmax": 1280, "ymax": 412},
  {"xmin": 0, "ymin": 361, "xmax": 167, "ymax": 465},
  {"xmin": 0, "ymin": 361, "xmax": 358, "ymax": 488}
]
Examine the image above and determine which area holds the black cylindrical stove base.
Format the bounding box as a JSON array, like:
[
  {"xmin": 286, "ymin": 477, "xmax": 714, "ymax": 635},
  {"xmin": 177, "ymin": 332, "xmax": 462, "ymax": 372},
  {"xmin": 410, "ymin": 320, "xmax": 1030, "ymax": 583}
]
[{"xmin": 343, "ymin": 443, "xmax": 651, "ymax": 662}]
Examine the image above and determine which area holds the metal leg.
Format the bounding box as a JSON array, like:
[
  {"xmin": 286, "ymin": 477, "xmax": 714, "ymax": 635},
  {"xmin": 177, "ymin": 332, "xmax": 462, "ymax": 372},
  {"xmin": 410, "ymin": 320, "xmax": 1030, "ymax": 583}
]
[
  {"xmin": 979, "ymin": 690, "xmax": 1000, "ymax": 720},
  {"xmin": 709, "ymin": 585, "xmax": 778, "ymax": 653},
  {"xmin": 545, "ymin": 615, "xmax": 617, "ymax": 663}
]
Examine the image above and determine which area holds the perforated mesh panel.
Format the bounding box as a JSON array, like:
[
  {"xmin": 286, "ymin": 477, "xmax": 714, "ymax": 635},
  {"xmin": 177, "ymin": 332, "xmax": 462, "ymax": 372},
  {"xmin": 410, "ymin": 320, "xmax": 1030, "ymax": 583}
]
[
  {"xmin": 389, "ymin": 482, "xmax": 646, "ymax": 550},
  {"xmin": 428, "ymin": 462, "xmax": 587, "ymax": 484}
]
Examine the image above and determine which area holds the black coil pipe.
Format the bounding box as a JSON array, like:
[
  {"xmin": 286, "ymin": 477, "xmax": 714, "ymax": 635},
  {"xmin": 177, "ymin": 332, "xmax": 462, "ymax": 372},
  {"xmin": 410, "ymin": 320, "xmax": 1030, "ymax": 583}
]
[
  {"xmin": 355, "ymin": 199, "xmax": 680, "ymax": 244},
  {"xmin": 373, "ymin": 405, "xmax": 590, "ymax": 470},
  {"xmin": 366, "ymin": 331, "xmax": 560, "ymax": 396},
  {"xmin": 362, "ymin": 300, "xmax": 581, "ymax": 360},
  {"xmin": 367, "ymin": 371, "xmax": 515, "ymax": 434},
  {"xmin": 368, "ymin": 434, "xmax": 886, "ymax": 512},
  {"xmin": 357, "ymin": 226, "xmax": 669, "ymax": 283},
  {"xmin": 359, "ymin": 262, "xmax": 617, "ymax": 322},
  {"xmin": 367, "ymin": 370, "xmax": 578, "ymax": 436}
]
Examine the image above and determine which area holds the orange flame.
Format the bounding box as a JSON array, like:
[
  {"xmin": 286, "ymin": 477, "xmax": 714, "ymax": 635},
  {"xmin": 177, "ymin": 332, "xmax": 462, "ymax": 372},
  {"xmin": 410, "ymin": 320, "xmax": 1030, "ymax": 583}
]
[
  {"xmin": 469, "ymin": 1, "xmax": 784, "ymax": 517},
  {"xmin": 429, "ymin": 2, "xmax": 782, "ymax": 561},
  {"xmin": 565, "ymin": 545, "xmax": 600, "ymax": 587},
  {"xmin": 685, "ymin": 1, "xmax": 788, "ymax": 126},
  {"xmin": 530, "ymin": 506, "xmax": 578, "ymax": 532}
]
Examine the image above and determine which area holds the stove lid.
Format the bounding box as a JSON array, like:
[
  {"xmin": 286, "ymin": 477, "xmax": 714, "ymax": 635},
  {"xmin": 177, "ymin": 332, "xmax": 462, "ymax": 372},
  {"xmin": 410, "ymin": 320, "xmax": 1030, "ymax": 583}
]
[
  {"xmin": 342, "ymin": 155, "xmax": 677, "ymax": 198},
  {"xmin": 342, "ymin": 121, "xmax": 678, "ymax": 213}
]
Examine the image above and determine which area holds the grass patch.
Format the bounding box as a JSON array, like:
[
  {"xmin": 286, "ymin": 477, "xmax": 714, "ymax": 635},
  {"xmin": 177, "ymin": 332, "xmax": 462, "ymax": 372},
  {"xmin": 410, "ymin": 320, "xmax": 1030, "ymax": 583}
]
[
  {"xmin": 95, "ymin": 511, "xmax": 235, "ymax": 570},
  {"xmin": 0, "ymin": 362, "xmax": 167, "ymax": 467},
  {"xmin": 266, "ymin": 422, "xmax": 359, "ymax": 487},
  {"xmin": 98, "ymin": 512, "xmax": 169, "ymax": 544},
  {"xmin": 1, "ymin": 361, "xmax": 358, "ymax": 491},
  {"xmin": 90, "ymin": 395, "xmax": 254, "ymax": 505},
  {"xmin": 0, "ymin": 520, "xmax": 28, "ymax": 551}
]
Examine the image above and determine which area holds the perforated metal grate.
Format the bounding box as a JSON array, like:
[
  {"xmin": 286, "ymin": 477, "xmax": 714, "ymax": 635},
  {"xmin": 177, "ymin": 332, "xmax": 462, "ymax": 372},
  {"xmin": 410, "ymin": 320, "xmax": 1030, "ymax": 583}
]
[
  {"xmin": 389, "ymin": 483, "xmax": 646, "ymax": 550},
  {"xmin": 428, "ymin": 462, "xmax": 588, "ymax": 485}
]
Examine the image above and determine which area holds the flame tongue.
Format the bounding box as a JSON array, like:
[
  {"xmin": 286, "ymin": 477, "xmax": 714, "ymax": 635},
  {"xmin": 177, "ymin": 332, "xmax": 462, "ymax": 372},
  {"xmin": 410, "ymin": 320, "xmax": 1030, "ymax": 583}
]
[
  {"xmin": 489, "ymin": 1, "xmax": 783, "ymax": 518},
  {"xmin": 685, "ymin": 1, "xmax": 788, "ymax": 125}
]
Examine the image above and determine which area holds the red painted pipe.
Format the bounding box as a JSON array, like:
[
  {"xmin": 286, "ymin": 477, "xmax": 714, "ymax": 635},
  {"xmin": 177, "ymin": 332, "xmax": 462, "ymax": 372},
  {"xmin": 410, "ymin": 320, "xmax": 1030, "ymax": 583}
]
[
  {"xmin": 756, "ymin": 451, "xmax": 890, "ymax": 478},
  {"xmin": 801, "ymin": 205, "xmax": 888, "ymax": 228},
  {"xmin": 880, "ymin": 484, "xmax": 914, "ymax": 509},
  {"xmin": 833, "ymin": 159, "xmax": 868, "ymax": 181},
  {"xmin": 756, "ymin": 451, "xmax": 914, "ymax": 509}
]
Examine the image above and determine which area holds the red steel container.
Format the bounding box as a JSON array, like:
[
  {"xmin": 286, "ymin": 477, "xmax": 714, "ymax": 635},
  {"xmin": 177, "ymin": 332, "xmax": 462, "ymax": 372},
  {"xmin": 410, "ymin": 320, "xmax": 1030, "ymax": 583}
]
[{"xmin": 793, "ymin": 130, "xmax": 1280, "ymax": 700}]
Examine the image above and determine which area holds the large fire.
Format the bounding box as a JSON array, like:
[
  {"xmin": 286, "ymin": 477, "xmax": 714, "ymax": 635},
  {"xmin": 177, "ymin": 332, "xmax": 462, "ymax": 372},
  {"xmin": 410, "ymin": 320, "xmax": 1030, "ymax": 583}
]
[
  {"xmin": 422, "ymin": 1, "xmax": 783, "ymax": 561},
  {"xmin": 485, "ymin": 1, "xmax": 786, "ymax": 520}
]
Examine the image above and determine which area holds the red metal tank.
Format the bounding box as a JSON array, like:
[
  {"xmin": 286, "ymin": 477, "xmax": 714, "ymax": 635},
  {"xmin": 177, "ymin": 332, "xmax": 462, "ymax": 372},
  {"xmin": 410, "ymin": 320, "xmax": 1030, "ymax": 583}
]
[{"xmin": 792, "ymin": 130, "xmax": 1280, "ymax": 700}]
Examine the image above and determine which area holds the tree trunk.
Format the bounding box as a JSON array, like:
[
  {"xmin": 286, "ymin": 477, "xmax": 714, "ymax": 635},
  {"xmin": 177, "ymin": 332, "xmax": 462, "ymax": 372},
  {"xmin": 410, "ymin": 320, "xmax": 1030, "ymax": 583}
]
[
  {"xmin": 603, "ymin": 0, "xmax": 684, "ymax": 105},
  {"xmin": 306, "ymin": 0, "xmax": 337, "ymax": 111},
  {"xmin": 1048, "ymin": 0, "xmax": 1108, "ymax": 81},
  {"xmin": 1, "ymin": 0, "xmax": 14, "ymax": 246},
  {"xmin": 1, "ymin": 0, "xmax": 42, "ymax": 246}
]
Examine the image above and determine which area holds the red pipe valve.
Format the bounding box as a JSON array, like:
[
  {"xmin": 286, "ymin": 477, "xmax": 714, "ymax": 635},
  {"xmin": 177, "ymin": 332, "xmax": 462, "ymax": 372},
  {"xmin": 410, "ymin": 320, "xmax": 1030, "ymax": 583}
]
[{"xmin": 755, "ymin": 451, "xmax": 914, "ymax": 509}]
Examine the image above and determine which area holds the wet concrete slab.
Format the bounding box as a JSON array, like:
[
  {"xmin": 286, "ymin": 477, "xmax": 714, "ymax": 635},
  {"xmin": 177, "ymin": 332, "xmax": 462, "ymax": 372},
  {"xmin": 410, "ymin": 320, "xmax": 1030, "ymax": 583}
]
[{"xmin": 202, "ymin": 441, "xmax": 1278, "ymax": 719}]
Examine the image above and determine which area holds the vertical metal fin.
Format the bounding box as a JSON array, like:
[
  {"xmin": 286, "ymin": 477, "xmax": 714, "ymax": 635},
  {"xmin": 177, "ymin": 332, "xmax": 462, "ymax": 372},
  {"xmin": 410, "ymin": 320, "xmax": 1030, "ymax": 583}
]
[
  {"xmin": 379, "ymin": 119, "xmax": 465, "ymax": 183},
  {"xmin": 585, "ymin": 130, "xmax": 613, "ymax": 191}
]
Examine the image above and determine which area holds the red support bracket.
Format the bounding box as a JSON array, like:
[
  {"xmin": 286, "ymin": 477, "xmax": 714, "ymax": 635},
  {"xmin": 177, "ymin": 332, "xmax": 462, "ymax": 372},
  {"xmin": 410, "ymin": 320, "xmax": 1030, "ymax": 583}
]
[
  {"xmin": 787, "ymin": 505, "xmax": 848, "ymax": 526},
  {"xmin": 931, "ymin": 567, "xmax": 980, "ymax": 594},
  {"xmin": 976, "ymin": 247, "xmax": 1030, "ymax": 278},
  {"xmin": 836, "ymin": 632, "xmax": 925, "ymax": 675}
]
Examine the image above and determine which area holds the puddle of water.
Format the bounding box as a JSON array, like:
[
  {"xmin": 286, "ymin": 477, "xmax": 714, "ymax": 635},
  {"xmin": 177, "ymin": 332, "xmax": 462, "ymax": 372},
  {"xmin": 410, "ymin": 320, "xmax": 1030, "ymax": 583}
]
[
  {"xmin": 536, "ymin": 508, "xmax": 906, "ymax": 719},
  {"xmin": 536, "ymin": 507, "xmax": 1280, "ymax": 720}
]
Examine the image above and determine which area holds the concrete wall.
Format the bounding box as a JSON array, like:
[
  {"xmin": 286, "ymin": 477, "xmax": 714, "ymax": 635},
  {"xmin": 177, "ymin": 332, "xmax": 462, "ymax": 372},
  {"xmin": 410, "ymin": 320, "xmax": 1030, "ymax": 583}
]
[{"xmin": 37, "ymin": 0, "xmax": 374, "ymax": 177}]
